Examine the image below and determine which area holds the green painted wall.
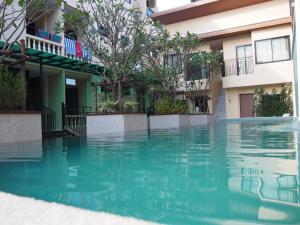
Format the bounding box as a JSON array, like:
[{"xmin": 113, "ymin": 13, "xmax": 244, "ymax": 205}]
[
  {"xmin": 89, "ymin": 75, "xmax": 101, "ymax": 112},
  {"xmin": 78, "ymin": 79, "xmax": 88, "ymax": 108},
  {"xmin": 47, "ymin": 71, "xmax": 65, "ymax": 130}
]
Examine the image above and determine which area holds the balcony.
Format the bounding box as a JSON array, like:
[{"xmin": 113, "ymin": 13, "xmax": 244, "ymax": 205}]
[
  {"xmin": 25, "ymin": 31, "xmax": 92, "ymax": 63},
  {"xmin": 222, "ymin": 57, "xmax": 254, "ymax": 77},
  {"xmin": 222, "ymin": 56, "xmax": 293, "ymax": 89},
  {"xmin": 26, "ymin": 34, "xmax": 64, "ymax": 57}
]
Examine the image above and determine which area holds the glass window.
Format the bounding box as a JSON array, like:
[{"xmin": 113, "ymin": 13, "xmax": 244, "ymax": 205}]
[
  {"xmin": 255, "ymin": 36, "xmax": 290, "ymax": 63},
  {"xmin": 186, "ymin": 63, "xmax": 209, "ymax": 81},
  {"xmin": 236, "ymin": 45, "xmax": 253, "ymax": 75},
  {"xmin": 164, "ymin": 54, "xmax": 182, "ymax": 73}
]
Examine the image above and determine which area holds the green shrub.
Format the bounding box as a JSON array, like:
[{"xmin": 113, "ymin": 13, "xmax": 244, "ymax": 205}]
[
  {"xmin": 156, "ymin": 97, "xmax": 174, "ymax": 114},
  {"xmin": 97, "ymin": 95, "xmax": 139, "ymax": 114},
  {"xmin": 0, "ymin": 67, "xmax": 25, "ymax": 111},
  {"xmin": 122, "ymin": 96, "xmax": 139, "ymax": 113},
  {"xmin": 97, "ymin": 99, "xmax": 118, "ymax": 113},
  {"xmin": 174, "ymin": 99, "xmax": 188, "ymax": 114},
  {"xmin": 155, "ymin": 97, "xmax": 188, "ymax": 114},
  {"xmin": 254, "ymin": 84, "xmax": 293, "ymax": 117}
]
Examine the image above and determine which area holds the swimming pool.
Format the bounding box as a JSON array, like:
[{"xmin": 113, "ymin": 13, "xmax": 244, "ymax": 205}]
[{"xmin": 0, "ymin": 120, "xmax": 300, "ymax": 225}]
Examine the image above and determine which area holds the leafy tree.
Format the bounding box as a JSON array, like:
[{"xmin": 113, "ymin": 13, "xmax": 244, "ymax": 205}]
[
  {"xmin": 185, "ymin": 50, "xmax": 222, "ymax": 113},
  {"xmin": 0, "ymin": 66, "xmax": 25, "ymax": 110},
  {"xmin": 185, "ymin": 50, "xmax": 222, "ymax": 91},
  {"xmin": 141, "ymin": 25, "xmax": 201, "ymax": 102},
  {"xmin": 62, "ymin": 0, "xmax": 151, "ymax": 111}
]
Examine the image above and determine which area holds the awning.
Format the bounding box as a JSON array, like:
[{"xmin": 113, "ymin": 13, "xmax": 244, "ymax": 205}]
[{"xmin": 0, "ymin": 41, "xmax": 104, "ymax": 75}]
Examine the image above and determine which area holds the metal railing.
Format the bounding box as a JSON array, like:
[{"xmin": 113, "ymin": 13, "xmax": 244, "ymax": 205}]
[
  {"xmin": 65, "ymin": 105, "xmax": 93, "ymax": 115},
  {"xmin": 62, "ymin": 103, "xmax": 90, "ymax": 136},
  {"xmin": 42, "ymin": 106, "xmax": 56, "ymax": 133},
  {"xmin": 65, "ymin": 115, "xmax": 86, "ymax": 136},
  {"xmin": 223, "ymin": 57, "xmax": 254, "ymax": 76}
]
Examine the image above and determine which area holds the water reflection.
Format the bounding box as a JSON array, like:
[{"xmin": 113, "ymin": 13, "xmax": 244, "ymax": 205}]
[{"xmin": 0, "ymin": 121, "xmax": 299, "ymax": 224}]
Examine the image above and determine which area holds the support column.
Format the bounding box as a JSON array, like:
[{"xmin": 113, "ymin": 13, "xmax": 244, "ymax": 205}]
[
  {"xmin": 40, "ymin": 60, "xmax": 44, "ymax": 111},
  {"xmin": 47, "ymin": 70, "xmax": 65, "ymax": 130}
]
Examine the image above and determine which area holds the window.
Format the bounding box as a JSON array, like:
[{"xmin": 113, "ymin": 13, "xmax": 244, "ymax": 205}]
[
  {"xmin": 194, "ymin": 96, "xmax": 209, "ymax": 113},
  {"xmin": 164, "ymin": 54, "xmax": 182, "ymax": 73},
  {"xmin": 186, "ymin": 63, "xmax": 209, "ymax": 81},
  {"xmin": 125, "ymin": 0, "xmax": 131, "ymax": 4},
  {"xmin": 186, "ymin": 53, "xmax": 209, "ymax": 81},
  {"xmin": 236, "ymin": 44, "xmax": 253, "ymax": 75},
  {"xmin": 66, "ymin": 78, "xmax": 76, "ymax": 86},
  {"xmin": 255, "ymin": 36, "xmax": 290, "ymax": 64}
]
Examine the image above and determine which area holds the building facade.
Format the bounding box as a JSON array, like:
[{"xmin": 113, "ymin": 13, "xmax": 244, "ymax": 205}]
[
  {"xmin": 1, "ymin": 0, "xmax": 155, "ymax": 134},
  {"xmin": 153, "ymin": 0, "xmax": 294, "ymax": 118}
]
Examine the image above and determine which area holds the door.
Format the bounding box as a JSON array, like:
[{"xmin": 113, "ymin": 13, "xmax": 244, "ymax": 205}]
[
  {"xmin": 66, "ymin": 85, "xmax": 79, "ymax": 114},
  {"xmin": 236, "ymin": 45, "xmax": 253, "ymax": 75},
  {"xmin": 240, "ymin": 94, "xmax": 254, "ymax": 118}
]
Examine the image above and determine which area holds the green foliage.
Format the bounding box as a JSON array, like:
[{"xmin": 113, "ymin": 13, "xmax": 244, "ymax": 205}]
[
  {"xmin": 97, "ymin": 99, "xmax": 118, "ymax": 114},
  {"xmin": 0, "ymin": 67, "xmax": 25, "ymax": 111},
  {"xmin": 142, "ymin": 25, "xmax": 201, "ymax": 94},
  {"xmin": 174, "ymin": 99, "xmax": 189, "ymax": 114},
  {"xmin": 97, "ymin": 95, "xmax": 139, "ymax": 114},
  {"xmin": 156, "ymin": 97, "xmax": 174, "ymax": 114},
  {"xmin": 253, "ymin": 84, "xmax": 293, "ymax": 117},
  {"xmin": 63, "ymin": 0, "xmax": 149, "ymax": 82},
  {"xmin": 186, "ymin": 50, "xmax": 222, "ymax": 91},
  {"xmin": 155, "ymin": 97, "xmax": 188, "ymax": 114},
  {"xmin": 122, "ymin": 96, "xmax": 138, "ymax": 113}
]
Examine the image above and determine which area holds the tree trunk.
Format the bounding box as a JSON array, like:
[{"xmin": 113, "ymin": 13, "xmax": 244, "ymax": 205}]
[
  {"xmin": 118, "ymin": 80, "xmax": 122, "ymax": 112},
  {"xmin": 20, "ymin": 39, "xmax": 26, "ymax": 111},
  {"xmin": 173, "ymin": 90, "xmax": 176, "ymax": 110}
]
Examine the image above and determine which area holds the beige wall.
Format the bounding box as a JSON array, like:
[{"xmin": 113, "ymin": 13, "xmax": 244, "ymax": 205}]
[
  {"xmin": 225, "ymin": 84, "xmax": 292, "ymax": 118},
  {"xmin": 222, "ymin": 24, "xmax": 294, "ymax": 89},
  {"xmin": 164, "ymin": 0, "xmax": 290, "ymax": 35},
  {"xmin": 223, "ymin": 35, "xmax": 252, "ymax": 60}
]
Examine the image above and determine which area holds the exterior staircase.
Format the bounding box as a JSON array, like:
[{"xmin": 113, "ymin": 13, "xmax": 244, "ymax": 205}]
[{"xmin": 213, "ymin": 88, "xmax": 226, "ymax": 120}]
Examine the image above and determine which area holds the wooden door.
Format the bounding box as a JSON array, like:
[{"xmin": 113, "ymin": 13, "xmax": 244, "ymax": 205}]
[{"xmin": 240, "ymin": 94, "xmax": 254, "ymax": 118}]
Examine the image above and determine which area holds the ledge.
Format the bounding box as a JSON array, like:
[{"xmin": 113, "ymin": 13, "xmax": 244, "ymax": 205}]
[
  {"xmin": 0, "ymin": 111, "xmax": 41, "ymax": 115},
  {"xmin": 0, "ymin": 192, "xmax": 160, "ymax": 225},
  {"xmin": 87, "ymin": 113, "xmax": 147, "ymax": 116}
]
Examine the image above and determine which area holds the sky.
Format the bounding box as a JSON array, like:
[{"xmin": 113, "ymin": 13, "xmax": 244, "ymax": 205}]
[{"xmin": 156, "ymin": 0, "xmax": 190, "ymax": 11}]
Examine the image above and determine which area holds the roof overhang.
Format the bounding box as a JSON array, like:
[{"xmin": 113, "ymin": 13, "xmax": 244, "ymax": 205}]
[
  {"xmin": 152, "ymin": 0, "xmax": 273, "ymax": 25},
  {"xmin": 199, "ymin": 17, "xmax": 292, "ymax": 41}
]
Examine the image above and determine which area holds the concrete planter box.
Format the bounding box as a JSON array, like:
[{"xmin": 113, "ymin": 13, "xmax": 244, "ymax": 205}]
[
  {"xmin": 149, "ymin": 114, "xmax": 212, "ymax": 130},
  {"xmin": 0, "ymin": 113, "xmax": 42, "ymax": 144},
  {"xmin": 86, "ymin": 114, "xmax": 148, "ymax": 136}
]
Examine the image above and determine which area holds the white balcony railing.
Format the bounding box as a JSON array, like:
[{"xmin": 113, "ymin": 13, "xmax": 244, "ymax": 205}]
[
  {"xmin": 25, "ymin": 34, "xmax": 64, "ymax": 56},
  {"xmin": 26, "ymin": 34, "xmax": 91, "ymax": 62}
]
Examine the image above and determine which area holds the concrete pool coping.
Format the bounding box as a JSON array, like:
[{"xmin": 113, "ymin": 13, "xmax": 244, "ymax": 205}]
[
  {"xmin": 220, "ymin": 116, "xmax": 295, "ymax": 123},
  {"xmin": 0, "ymin": 192, "xmax": 162, "ymax": 225}
]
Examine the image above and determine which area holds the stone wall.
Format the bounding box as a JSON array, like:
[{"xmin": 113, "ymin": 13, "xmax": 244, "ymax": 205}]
[{"xmin": 0, "ymin": 113, "xmax": 42, "ymax": 144}]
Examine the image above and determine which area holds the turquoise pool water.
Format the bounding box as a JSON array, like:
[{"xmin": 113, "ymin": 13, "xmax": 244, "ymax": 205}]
[{"xmin": 0, "ymin": 120, "xmax": 300, "ymax": 224}]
